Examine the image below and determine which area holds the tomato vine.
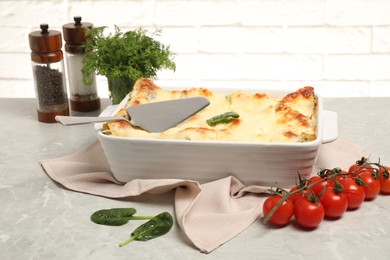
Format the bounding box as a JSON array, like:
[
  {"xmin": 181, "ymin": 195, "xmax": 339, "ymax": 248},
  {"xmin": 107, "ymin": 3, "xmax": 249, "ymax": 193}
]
[{"xmin": 262, "ymin": 157, "xmax": 390, "ymax": 229}]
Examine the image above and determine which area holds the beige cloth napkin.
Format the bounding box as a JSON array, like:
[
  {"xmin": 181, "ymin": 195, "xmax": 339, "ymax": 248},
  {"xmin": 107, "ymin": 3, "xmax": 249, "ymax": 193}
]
[{"xmin": 40, "ymin": 138, "xmax": 369, "ymax": 253}]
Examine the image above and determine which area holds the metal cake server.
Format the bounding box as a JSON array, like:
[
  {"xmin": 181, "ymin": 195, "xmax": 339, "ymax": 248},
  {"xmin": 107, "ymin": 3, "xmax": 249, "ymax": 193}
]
[{"xmin": 55, "ymin": 96, "xmax": 210, "ymax": 133}]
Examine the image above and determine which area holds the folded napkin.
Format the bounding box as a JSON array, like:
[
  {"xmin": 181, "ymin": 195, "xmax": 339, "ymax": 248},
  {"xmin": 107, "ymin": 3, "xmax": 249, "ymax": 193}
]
[{"xmin": 40, "ymin": 139, "xmax": 369, "ymax": 253}]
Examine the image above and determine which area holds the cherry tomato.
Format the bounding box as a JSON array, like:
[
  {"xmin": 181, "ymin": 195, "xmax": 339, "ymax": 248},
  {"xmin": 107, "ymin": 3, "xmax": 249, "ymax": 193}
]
[
  {"xmin": 378, "ymin": 166, "xmax": 390, "ymax": 194},
  {"xmin": 319, "ymin": 187, "xmax": 348, "ymax": 219},
  {"xmin": 348, "ymin": 163, "xmax": 373, "ymax": 175},
  {"xmin": 358, "ymin": 171, "xmax": 381, "ymax": 200},
  {"xmin": 263, "ymin": 195, "xmax": 294, "ymax": 226},
  {"xmin": 307, "ymin": 176, "xmax": 334, "ymax": 196},
  {"xmin": 335, "ymin": 171, "xmax": 348, "ymax": 182},
  {"xmin": 339, "ymin": 178, "xmax": 365, "ymax": 210},
  {"xmin": 326, "ymin": 179, "xmax": 337, "ymax": 188},
  {"xmin": 293, "ymin": 196, "xmax": 324, "ymax": 229},
  {"xmin": 288, "ymin": 186, "xmax": 309, "ymax": 205}
]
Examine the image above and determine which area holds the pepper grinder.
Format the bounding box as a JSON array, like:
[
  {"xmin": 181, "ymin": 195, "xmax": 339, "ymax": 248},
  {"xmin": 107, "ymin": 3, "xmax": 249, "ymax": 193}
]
[
  {"xmin": 62, "ymin": 16, "xmax": 100, "ymax": 112},
  {"xmin": 29, "ymin": 24, "xmax": 69, "ymax": 123}
]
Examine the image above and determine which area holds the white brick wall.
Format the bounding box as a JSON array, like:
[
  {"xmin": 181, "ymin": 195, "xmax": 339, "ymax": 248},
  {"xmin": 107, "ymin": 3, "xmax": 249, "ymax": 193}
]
[{"xmin": 1, "ymin": 0, "xmax": 390, "ymax": 98}]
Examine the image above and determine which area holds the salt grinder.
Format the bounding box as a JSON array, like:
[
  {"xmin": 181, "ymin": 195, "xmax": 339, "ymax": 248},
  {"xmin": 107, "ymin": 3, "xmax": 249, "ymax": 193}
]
[
  {"xmin": 62, "ymin": 16, "xmax": 100, "ymax": 112},
  {"xmin": 29, "ymin": 24, "xmax": 70, "ymax": 123}
]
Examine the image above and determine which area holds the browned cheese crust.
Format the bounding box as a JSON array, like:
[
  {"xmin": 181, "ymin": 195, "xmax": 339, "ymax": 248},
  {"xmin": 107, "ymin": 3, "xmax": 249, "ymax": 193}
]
[{"xmin": 104, "ymin": 78, "xmax": 317, "ymax": 143}]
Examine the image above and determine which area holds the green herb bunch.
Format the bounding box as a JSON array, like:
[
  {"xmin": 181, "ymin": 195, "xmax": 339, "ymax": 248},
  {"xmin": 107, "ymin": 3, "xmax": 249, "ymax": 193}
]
[{"xmin": 82, "ymin": 26, "xmax": 176, "ymax": 103}]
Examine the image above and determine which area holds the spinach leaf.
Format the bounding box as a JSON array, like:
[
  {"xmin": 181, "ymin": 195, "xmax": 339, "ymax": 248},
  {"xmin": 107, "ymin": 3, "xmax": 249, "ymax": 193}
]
[
  {"xmin": 119, "ymin": 212, "xmax": 173, "ymax": 247},
  {"xmin": 206, "ymin": 112, "xmax": 240, "ymax": 126},
  {"xmin": 90, "ymin": 208, "xmax": 153, "ymax": 226}
]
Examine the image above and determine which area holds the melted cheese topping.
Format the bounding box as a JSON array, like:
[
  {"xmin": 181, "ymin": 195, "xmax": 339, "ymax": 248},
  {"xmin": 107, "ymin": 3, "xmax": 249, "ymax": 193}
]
[{"xmin": 104, "ymin": 78, "xmax": 317, "ymax": 143}]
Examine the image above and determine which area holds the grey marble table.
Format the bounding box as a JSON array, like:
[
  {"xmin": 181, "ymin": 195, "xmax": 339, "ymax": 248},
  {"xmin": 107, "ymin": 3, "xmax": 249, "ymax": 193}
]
[{"xmin": 1, "ymin": 98, "xmax": 390, "ymax": 260}]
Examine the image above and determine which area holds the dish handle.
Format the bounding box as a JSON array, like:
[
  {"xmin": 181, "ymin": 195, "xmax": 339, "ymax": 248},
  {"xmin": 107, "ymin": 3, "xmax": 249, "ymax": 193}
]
[{"xmin": 322, "ymin": 110, "xmax": 338, "ymax": 144}]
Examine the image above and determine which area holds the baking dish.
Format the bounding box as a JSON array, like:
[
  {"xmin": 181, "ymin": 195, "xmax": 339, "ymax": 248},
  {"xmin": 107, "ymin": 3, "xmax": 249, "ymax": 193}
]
[{"xmin": 95, "ymin": 87, "xmax": 338, "ymax": 188}]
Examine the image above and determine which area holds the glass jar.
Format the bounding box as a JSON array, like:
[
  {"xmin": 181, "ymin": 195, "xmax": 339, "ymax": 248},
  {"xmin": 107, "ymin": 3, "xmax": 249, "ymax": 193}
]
[
  {"xmin": 62, "ymin": 16, "xmax": 100, "ymax": 112},
  {"xmin": 29, "ymin": 24, "xmax": 69, "ymax": 123}
]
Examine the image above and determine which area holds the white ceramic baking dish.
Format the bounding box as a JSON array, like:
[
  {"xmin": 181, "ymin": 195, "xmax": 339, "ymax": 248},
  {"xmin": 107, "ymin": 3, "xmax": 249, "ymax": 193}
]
[{"xmin": 95, "ymin": 87, "xmax": 338, "ymax": 188}]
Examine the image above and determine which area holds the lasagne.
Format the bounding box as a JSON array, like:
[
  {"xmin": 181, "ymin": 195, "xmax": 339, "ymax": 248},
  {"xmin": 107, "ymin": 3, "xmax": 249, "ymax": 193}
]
[{"xmin": 103, "ymin": 78, "xmax": 317, "ymax": 143}]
